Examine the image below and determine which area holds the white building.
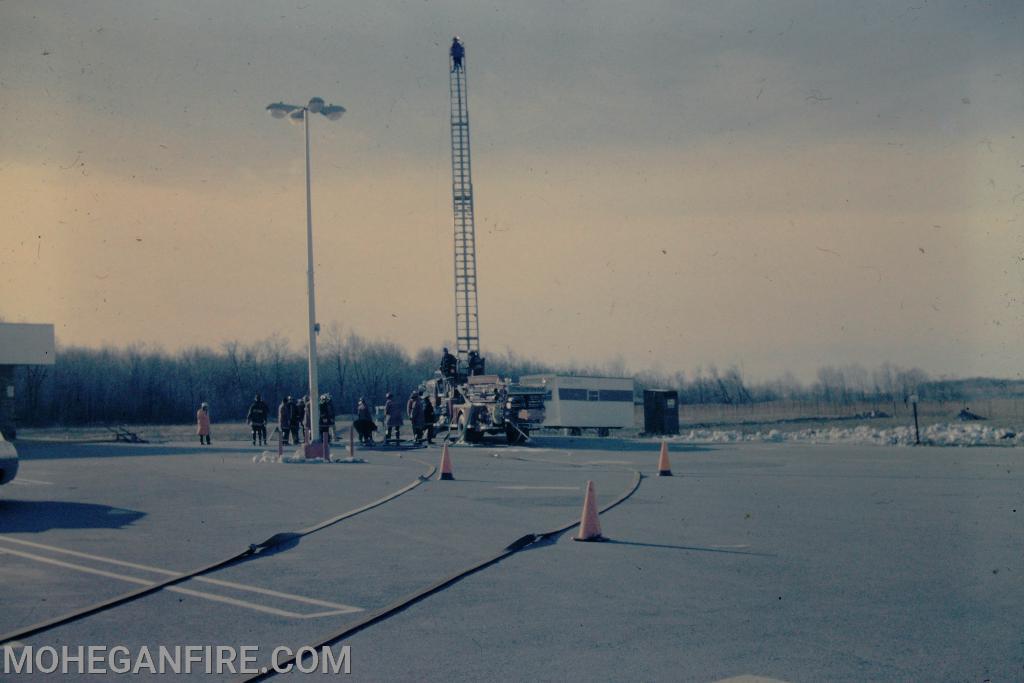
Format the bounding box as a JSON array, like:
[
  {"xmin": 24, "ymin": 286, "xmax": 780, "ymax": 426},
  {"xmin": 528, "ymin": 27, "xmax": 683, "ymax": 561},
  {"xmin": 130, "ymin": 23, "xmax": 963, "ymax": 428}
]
[{"xmin": 0, "ymin": 322, "xmax": 56, "ymax": 439}]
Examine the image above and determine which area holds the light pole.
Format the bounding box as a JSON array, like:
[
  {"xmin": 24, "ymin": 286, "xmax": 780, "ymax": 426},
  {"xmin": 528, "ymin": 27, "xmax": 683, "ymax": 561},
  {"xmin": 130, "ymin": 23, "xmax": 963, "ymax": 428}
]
[{"xmin": 266, "ymin": 97, "xmax": 345, "ymax": 448}]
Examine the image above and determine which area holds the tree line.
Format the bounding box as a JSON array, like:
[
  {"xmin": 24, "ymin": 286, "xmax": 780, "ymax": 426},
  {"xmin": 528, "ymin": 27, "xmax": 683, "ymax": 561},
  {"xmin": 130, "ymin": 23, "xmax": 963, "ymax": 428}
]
[{"xmin": 13, "ymin": 328, "xmax": 959, "ymax": 427}]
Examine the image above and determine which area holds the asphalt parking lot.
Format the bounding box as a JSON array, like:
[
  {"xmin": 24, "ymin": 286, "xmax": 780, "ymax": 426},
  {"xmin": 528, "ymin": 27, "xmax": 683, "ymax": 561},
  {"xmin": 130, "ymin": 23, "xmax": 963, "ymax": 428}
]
[{"xmin": 1, "ymin": 436, "xmax": 1021, "ymax": 681}]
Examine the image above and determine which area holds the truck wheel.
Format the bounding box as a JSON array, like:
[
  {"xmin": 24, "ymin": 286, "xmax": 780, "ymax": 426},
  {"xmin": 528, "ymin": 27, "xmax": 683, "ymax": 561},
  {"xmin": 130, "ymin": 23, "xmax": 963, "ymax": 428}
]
[
  {"xmin": 505, "ymin": 425, "xmax": 520, "ymax": 445},
  {"xmin": 505, "ymin": 425, "xmax": 529, "ymax": 445},
  {"xmin": 457, "ymin": 413, "xmax": 483, "ymax": 444},
  {"xmin": 597, "ymin": 428, "xmax": 610, "ymax": 437}
]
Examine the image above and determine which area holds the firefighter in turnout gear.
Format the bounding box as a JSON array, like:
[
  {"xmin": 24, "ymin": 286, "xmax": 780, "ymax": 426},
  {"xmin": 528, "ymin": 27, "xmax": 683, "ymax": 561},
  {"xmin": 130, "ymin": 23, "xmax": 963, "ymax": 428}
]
[
  {"xmin": 423, "ymin": 394, "xmax": 437, "ymax": 445},
  {"xmin": 384, "ymin": 392, "xmax": 403, "ymax": 443},
  {"xmin": 409, "ymin": 391, "xmax": 426, "ymax": 444},
  {"xmin": 278, "ymin": 396, "xmax": 294, "ymax": 445},
  {"xmin": 246, "ymin": 393, "xmax": 269, "ymax": 446},
  {"xmin": 450, "ymin": 36, "xmax": 465, "ymax": 71},
  {"xmin": 291, "ymin": 397, "xmax": 305, "ymax": 444},
  {"xmin": 467, "ymin": 350, "xmax": 485, "ymax": 376},
  {"xmin": 440, "ymin": 347, "xmax": 458, "ymax": 379},
  {"xmin": 354, "ymin": 397, "xmax": 376, "ymax": 445},
  {"xmin": 318, "ymin": 394, "xmax": 335, "ymax": 443}
]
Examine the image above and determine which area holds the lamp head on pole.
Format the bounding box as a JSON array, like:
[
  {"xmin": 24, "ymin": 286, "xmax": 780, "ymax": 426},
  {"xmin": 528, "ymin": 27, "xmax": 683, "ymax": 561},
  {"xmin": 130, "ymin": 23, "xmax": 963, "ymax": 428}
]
[
  {"xmin": 267, "ymin": 99, "xmax": 344, "ymax": 123},
  {"xmin": 320, "ymin": 104, "xmax": 346, "ymax": 121},
  {"xmin": 266, "ymin": 101, "xmax": 300, "ymax": 119}
]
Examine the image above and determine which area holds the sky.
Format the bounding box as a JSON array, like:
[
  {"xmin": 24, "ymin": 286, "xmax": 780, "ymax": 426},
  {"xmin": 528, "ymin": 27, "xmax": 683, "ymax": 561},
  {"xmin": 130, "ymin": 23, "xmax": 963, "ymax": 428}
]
[{"xmin": 1, "ymin": 0, "xmax": 1022, "ymax": 382}]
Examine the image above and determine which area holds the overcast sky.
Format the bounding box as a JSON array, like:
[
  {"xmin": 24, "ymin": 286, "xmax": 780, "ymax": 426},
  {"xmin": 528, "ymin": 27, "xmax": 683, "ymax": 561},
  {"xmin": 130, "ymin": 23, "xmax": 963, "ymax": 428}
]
[{"xmin": 2, "ymin": 0, "xmax": 1022, "ymax": 381}]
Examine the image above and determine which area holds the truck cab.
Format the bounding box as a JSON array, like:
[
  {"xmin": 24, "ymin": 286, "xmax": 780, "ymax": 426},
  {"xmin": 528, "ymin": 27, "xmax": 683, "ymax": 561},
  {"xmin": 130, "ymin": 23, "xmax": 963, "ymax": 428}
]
[{"xmin": 426, "ymin": 372, "xmax": 546, "ymax": 444}]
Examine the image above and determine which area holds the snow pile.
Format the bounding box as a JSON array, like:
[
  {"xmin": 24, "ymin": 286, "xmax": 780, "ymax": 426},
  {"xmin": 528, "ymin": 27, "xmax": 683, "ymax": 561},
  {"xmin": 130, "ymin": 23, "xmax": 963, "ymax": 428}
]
[
  {"xmin": 672, "ymin": 423, "xmax": 1021, "ymax": 447},
  {"xmin": 282, "ymin": 452, "xmax": 321, "ymax": 463},
  {"xmin": 252, "ymin": 448, "xmax": 366, "ymax": 464},
  {"xmin": 920, "ymin": 423, "xmax": 1018, "ymax": 447},
  {"xmin": 253, "ymin": 451, "xmax": 282, "ymax": 463}
]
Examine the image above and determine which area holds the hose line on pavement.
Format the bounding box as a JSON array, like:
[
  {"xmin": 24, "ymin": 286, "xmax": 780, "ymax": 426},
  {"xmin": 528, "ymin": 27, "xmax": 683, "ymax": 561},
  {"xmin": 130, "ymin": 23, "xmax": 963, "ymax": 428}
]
[
  {"xmin": 0, "ymin": 458, "xmax": 436, "ymax": 647},
  {"xmin": 240, "ymin": 469, "xmax": 643, "ymax": 682}
]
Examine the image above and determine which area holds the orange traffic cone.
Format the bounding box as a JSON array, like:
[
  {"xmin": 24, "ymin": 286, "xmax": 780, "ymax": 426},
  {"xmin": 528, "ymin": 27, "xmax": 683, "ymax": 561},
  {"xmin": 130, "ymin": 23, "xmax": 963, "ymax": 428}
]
[
  {"xmin": 438, "ymin": 443, "xmax": 454, "ymax": 480},
  {"xmin": 657, "ymin": 440, "xmax": 673, "ymax": 477},
  {"xmin": 573, "ymin": 480, "xmax": 606, "ymax": 542}
]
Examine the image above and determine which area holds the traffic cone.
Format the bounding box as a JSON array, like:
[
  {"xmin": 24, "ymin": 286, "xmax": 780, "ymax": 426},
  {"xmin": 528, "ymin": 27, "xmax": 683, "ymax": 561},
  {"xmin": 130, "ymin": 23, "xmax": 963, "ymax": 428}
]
[
  {"xmin": 438, "ymin": 443, "xmax": 454, "ymax": 480},
  {"xmin": 657, "ymin": 440, "xmax": 673, "ymax": 477},
  {"xmin": 573, "ymin": 480, "xmax": 606, "ymax": 542}
]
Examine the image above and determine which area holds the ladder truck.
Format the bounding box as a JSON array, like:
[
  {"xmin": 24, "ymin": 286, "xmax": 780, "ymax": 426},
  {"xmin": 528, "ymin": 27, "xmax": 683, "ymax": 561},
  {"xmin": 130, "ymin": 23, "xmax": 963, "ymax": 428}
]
[{"xmin": 424, "ymin": 37, "xmax": 546, "ymax": 445}]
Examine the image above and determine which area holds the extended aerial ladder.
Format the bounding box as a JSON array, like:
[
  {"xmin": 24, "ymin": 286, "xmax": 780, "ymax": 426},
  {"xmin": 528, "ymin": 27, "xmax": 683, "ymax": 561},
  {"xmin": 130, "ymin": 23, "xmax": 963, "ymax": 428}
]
[
  {"xmin": 422, "ymin": 37, "xmax": 546, "ymax": 444},
  {"xmin": 449, "ymin": 36, "xmax": 480, "ymax": 367}
]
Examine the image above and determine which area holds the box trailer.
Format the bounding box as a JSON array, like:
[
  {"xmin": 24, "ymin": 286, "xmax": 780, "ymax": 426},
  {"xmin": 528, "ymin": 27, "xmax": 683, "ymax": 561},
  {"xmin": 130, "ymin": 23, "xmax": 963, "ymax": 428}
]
[{"xmin": 520, "ymin": 375, "xmax": 635, "ymax": 436}]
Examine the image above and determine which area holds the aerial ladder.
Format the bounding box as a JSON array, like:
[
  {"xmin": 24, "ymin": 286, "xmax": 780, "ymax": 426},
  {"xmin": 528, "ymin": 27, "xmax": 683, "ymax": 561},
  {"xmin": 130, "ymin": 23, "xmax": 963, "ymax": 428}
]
[
  {"xmin": 421, "ymin": 37, "xmax": 545, "ymax": 444},
  {"xmin": 448, "ymin": 36, "xmax": 480, "ymax": 371}
]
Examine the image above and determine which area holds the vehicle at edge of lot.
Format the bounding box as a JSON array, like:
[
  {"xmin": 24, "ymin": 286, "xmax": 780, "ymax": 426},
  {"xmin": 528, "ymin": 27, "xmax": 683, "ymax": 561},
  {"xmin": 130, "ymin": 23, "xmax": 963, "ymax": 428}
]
[{"xmin": 0, "ymin": 433, "xmax": 18, "ymax": 485}]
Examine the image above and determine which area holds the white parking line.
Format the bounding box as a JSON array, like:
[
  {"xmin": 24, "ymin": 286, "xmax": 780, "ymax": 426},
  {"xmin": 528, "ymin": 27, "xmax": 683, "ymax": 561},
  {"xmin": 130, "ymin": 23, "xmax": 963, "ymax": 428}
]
[
  {"xmin": 9, "ymin": 477, "xmax": 53, "ymax": 486},
  {"xmin": 0, "ymin": 536, "xmax": 358, "ymax": 609},
  {"xmin": 0, "ymin": 539, "xmax": 361, "ymax": 619}
]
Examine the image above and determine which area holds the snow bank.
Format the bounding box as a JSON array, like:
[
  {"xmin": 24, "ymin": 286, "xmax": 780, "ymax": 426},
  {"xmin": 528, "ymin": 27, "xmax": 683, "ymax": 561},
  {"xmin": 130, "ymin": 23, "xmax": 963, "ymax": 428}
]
[
  {"xmin": 252, "ymin": 450, "xmax": 365, "ymax": 463},
  {"xmin": 669, "ymin": 423, "xmax": 1021, "ymax": 447}
]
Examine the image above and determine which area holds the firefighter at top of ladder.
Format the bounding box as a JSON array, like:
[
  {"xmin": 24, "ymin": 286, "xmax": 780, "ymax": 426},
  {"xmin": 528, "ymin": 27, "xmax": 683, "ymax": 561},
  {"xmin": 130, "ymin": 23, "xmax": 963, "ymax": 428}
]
[{"xmin": 451, "ymin": 36, "xmax": 465, "ymax": 71}]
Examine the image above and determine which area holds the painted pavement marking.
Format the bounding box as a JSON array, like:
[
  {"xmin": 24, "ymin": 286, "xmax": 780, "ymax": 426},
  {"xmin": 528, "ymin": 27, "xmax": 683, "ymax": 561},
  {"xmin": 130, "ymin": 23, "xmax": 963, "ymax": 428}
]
[{"xmin": 0, "ymin": 537, "xmax": 361, "ymax": 618}]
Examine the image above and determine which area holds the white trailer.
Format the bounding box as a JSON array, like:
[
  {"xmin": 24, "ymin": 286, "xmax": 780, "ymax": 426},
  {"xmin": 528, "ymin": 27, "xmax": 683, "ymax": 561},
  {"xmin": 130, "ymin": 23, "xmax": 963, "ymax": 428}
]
[{"xmin": 520, "ymin": 375, "xmax": 635, "ymax": 436}]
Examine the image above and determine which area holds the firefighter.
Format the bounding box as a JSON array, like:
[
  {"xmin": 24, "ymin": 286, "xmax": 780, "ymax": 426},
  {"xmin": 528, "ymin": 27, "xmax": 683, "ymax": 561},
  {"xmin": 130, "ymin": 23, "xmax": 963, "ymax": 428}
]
[
  {"xmin": 323, "ymin": 393, "xmax": 337, "ymax": 440},
  {"xmin": 423, "ymin": 394, "xmax": 437, "ymax": 445},
  {"xmin": 246, "ymin": 393, "xmax": 269, "ymax": 446},
  {"xmin": 278, "ymin": 396, "xmax": 293, "ymax": 445},
  {"xmin": 440, "ymin": 347, "xmax": 458, "ymax": 379},
  {"xmin": 318, "ymin": 394, "xmax": 335, "ymax": 443},
  {"xmin": 291, "ymin": 397, "xmax": 305, "ymax": 444},
  {"xmin": 450, "ymin": 36, "xmax": 465, "ymax": 71},
  {"xmin": 410, "ymin": 390, "xmax": 426, "ymax": 444},
  {"xmin": 384, "ymin": 392, "xmax": 403, "ymax": 443},
  {"xmin": 467, "ymin": 350, "xmax": 485, "ymax": 376},
  {"xmin": 196, "ymin": 402, "xmax": 211, "ymax": 445},
  {"xmin": 354, "ymin": 397, "xmax": 376, "ymax": 445}
]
